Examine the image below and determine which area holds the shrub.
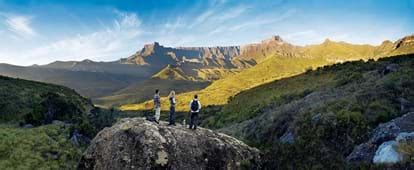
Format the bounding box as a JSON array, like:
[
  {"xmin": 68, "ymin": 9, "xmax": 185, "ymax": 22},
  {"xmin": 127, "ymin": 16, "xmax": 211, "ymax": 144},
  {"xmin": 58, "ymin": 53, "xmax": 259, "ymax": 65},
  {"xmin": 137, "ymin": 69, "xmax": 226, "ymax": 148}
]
[{"xmin": 367, "ymin": 100, "xmax": 396, "ymax": 125}]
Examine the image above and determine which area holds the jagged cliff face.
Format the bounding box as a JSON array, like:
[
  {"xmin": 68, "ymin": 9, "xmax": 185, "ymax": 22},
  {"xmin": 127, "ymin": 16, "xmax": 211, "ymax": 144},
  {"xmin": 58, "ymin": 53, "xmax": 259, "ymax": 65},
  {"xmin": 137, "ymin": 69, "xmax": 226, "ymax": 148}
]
[
  {"xmin": 391, "ymin": 35, "xmax": 414, "ymax": 55},
  {"xmin": 121, "ymin": 42, "xmax": 242, "ymax": 68},
  {"xmin": 78, "ymin": 118, "xmax": 262, "ymax": 169},
  {"xmin": 124, "ymin": 34, "xmax": 414, "ymax": 74},
  {"xmin": 121, "ymin": 36, "xmax": 299, "ymax": 70},
  {"xmin": 395, "ymin": 35, "xmax": 414, "ymax": 49},
  {"xmin": 238, "ymin": 35, "xmax": 300, "ymax": 62},
  {"xmin": 121, "ymin": 35, "xmax": 300, "ymax": 81}
]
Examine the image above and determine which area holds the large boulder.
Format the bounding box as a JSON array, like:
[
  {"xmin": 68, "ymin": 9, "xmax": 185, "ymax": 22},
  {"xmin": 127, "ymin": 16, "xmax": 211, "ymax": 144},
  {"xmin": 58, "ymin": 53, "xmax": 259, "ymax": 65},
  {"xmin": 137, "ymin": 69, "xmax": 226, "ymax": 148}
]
[
  {"xmin": 347, "ymin": 112, "xmax": 414, "ymax": 165},
  {"xmin": 373, "ymin": 141, "xmax": 403, "ymax": 164},
  {"xmin": 78, "ymin": 118, "xmax": 262, "ymax": 169}
]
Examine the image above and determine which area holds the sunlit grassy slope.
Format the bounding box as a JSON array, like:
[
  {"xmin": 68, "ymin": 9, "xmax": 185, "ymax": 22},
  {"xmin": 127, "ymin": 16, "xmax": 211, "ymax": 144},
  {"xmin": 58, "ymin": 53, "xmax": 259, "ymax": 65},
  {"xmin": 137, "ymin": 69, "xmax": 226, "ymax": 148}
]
[
  {"xmin": 121, "ymin": 55, "xmax": 367, "ymax": 111},
  {"xmin": 211, "ymin": 53, "xmax": 414, "ymax": 169},
  {"xmin": 95, "ymin": 79, "xmax": 210, "ymax": 108}
]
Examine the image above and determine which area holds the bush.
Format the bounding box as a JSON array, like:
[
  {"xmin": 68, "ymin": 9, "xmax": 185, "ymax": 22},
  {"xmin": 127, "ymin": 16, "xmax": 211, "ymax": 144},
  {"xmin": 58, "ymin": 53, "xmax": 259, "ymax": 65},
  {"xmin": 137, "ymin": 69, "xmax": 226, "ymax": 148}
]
[
  {"xmin": 367, "ymin": 100, "xmax": 397, "ymax": 125},
  {"xmin": 334, "ymin": 71, "xmax": 363, "ymax": 87}
]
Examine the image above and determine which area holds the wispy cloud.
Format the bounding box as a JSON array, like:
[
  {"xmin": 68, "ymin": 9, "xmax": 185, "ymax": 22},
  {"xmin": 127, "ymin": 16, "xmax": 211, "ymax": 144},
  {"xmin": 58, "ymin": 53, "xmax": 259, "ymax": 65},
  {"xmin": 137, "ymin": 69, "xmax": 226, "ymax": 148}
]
[
  {"xmin": 4, "ymin": 15, "xmax": 37, "ymax": 38},
  {"xmin": 215, "ymin": 5, "xmax": 249, "ymax": 21},
  {"xmin": 189, "ymin": 9, "xmax": 215, "ymax": 28},
  {"xmin": 19, "ymin": 11, "xmax": 143, "ymax": 64},
  {"xmin": 229, "ymin": 9, "xmax": 296, "ymax": 32}
]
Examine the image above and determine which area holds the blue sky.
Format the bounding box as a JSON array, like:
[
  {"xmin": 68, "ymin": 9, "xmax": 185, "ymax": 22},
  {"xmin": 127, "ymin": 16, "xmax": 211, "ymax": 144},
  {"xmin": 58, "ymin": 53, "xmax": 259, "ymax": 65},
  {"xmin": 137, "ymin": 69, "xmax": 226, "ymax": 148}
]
[{"xmin": 0, "ymin": 0, "xmax": 413, "ymax": 66}]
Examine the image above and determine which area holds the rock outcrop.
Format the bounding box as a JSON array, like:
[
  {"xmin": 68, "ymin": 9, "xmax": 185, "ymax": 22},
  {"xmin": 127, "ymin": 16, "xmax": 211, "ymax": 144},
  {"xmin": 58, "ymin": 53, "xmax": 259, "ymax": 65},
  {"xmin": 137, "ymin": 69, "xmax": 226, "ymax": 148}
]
[
  {"xmin": 347, "ymin": 112, "xmax": 414, "ymax": 165},
  {"xmin": 78, "ymin": 118, "xmax": 262, "ymax": 169},
  {"xmin": 395, "ymin": 35, "xmax": 414, "ymax": 49}
]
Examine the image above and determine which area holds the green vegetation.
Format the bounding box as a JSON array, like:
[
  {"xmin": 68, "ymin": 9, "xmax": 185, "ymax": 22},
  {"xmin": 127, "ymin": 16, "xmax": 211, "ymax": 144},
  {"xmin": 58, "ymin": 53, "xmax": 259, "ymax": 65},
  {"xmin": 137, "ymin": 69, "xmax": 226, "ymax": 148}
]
[
  {"xmin": 0, "ymin": 76, "xmax": 118, "ymax": 169},
  {"xmin": 200, "ymin": 54, "xmax": 414, "ymax": 168},
  {"xmin": 0, "ymin": 124, "xmax": 82, "ymax": 169},
  {"xmin": 0, "ymin": 76, "xmax": 92, "ymax": 123},
  {"xmin": 0, "ymin": 75, "xmax": 118, "ymax": 135}
]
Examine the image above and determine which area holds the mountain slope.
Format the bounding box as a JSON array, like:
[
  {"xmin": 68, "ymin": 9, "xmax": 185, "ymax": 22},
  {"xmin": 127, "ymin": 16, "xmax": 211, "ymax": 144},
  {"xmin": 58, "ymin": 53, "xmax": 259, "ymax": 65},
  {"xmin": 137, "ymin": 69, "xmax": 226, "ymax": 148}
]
[
  {"xmin": 0, "ymin": 64, "xmax": 147, "ymax": 98},
  {"xmin": 203, "ymin": 54, "xmax": 414, "ymax": 168},
  {"xmin": 0, "ymin": 75, "xmax": 93, "ymax": 123},
  {"xmin": 152, "ymin": 64, "xmax": 190, "ymax": 80},
  {"xmin": 94, "ymin": 79, "xmax": 210, "ymax": 107},
  {"xmin": 0, "ymin": 75, "xmax": 116, "ymax": 136},
  {"xmin": 41, "ymin": 59, "xmax": 155, "ymax": 77},
  {"xmin": 0, "ymin": 76, "xmax": 117, "ymax": 169},
  {"xmin": 121, "ymin": 35, "xmax": 414, "ymax": 111}
]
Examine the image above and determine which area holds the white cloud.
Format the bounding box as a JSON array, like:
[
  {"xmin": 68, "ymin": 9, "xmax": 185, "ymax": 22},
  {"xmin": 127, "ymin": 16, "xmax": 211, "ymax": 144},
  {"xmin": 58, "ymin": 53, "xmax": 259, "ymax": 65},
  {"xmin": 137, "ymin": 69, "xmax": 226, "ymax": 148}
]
[
  {"xmin": 189, "ymin": 5, "xmax": 250, "ymax": 29},
  {"xmin": 215, "ymin": 5, "xmax": 249, "ymax": 21},
  {"xmin": 4, "ymin": 15, "xmax": 37, "ymax": 38},
  {"xmin": 229, "ymin": 9, "xmax": 296, "ymax": 32},
  {"xmin": 189, "ymin": 9, "xmax": 215, "ymax": 28},
  {"xmin": 3, "ymin": 11, "xmax": 143, "ymax": 65}
]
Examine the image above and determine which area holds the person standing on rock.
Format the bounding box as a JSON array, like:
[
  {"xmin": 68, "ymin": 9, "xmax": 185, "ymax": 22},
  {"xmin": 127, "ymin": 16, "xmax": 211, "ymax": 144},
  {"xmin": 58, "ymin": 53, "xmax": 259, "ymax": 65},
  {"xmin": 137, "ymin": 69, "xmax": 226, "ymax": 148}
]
[
  {"xmin": 154, "ymin": 89, "xmax": 161, "ymax": 124},
  {"xmin": 168, "ymin": 90, "xmax": 176, "ymax": 126},
  {"xmin": 189, "ymin": 95, "xmax": 201, "ymax": 130}
]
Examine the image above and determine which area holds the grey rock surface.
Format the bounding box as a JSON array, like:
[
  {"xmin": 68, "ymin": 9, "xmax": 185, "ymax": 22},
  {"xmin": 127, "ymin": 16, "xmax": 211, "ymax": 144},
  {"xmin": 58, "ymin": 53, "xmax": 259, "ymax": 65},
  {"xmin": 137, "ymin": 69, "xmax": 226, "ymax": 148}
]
[
  {"xmin": 347, "ymin": 112, "xmax": 414, "ymax": 164},
  {"xmin": 78, "ymin": 117, "xmax": 262, "ymax": 170},
  {"xmin": 373, "ymin": 141, "xmax": 403, "ymax": 164},
  {"xmin": 279, "ymin": 130, "xmax": 295, "ymax": 144}
]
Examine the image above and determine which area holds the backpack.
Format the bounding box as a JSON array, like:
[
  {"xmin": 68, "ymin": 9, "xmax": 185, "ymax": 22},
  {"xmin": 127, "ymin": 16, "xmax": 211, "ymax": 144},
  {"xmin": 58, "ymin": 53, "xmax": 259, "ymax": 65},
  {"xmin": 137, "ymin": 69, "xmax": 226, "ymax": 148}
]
[{"xmin": 191, "ymin": 100, "xmax": 199, "ymax": 112}]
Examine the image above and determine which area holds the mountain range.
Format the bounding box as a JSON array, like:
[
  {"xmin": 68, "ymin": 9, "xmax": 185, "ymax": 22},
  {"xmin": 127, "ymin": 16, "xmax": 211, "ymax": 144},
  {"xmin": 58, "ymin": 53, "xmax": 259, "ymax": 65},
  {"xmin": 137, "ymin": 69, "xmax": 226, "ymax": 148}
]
[
  {"xmin": 120, "ymin": 35, "xmax": 414, "ymax": 111},
  {"xmin": 0, "ymin": 35, "xmax": 413, "ymax": 109},
  {"xmin": 1, "ymin": 34, "xmax": 414, "ymax": 169}
]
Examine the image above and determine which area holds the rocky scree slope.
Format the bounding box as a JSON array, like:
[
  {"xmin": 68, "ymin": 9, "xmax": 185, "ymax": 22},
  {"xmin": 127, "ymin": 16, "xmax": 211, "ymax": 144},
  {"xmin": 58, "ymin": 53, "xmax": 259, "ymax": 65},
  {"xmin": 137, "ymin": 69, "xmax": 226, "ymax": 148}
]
[{"xmin": 78, "ymin": 118, "xmax": 262, "ymax": 169}]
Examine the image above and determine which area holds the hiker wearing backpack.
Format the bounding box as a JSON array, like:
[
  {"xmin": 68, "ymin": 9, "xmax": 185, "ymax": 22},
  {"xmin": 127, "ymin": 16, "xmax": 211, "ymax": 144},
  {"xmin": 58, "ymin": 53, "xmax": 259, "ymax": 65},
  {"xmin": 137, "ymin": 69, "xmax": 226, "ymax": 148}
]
[
  {"xmin": 153, "ymin": 89, "xmax": 161, "ymax": 124},
  {"xmin": 168, "ymin": 90, "xmax": 176, "ymax": 126},
  {"xmin": 189, "ymin": 95, "xmax": 201, "ymax": 130}
]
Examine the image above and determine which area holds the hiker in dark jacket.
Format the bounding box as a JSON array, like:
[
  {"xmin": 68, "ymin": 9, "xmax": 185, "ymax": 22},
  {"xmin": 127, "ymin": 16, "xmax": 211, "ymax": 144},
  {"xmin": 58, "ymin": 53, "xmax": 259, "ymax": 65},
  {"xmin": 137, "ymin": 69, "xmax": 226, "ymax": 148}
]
[
  {"xmin": 153, "ymin": 89, "xmax": 161, "ymax": 124},
  {"xmin": 189, "ymin": 95, "xmax": 201, "ymax": 130},
  {"xmin": 168, "ymin": 90, "xmax": 176, "ymax": 126}
]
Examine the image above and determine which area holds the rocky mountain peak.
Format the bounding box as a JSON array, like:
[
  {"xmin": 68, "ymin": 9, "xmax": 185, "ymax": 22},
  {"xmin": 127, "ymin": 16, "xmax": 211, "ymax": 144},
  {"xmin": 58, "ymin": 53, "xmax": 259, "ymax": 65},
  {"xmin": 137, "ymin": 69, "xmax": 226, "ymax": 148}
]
[
  {"xmin": 323, "ymin": 38, "xmax": 333, "ymax": 44},
  {"xmin": 381, "ymin": 40, "xmax": 393, "ymax": 45},
  {"xmin": 395, "ymin": 35, "xmax": 414, "ymax": 49},
  {"xmin": 78, "ymin": 118, "xmax": 262, "ymax": 169},
  {"xmin": 261, "ymin": 35, "xmax": 284, "ymax": 44},
  {"xmin": 141, "ymin": 42, "xmax": 162, "ymax": 55}
]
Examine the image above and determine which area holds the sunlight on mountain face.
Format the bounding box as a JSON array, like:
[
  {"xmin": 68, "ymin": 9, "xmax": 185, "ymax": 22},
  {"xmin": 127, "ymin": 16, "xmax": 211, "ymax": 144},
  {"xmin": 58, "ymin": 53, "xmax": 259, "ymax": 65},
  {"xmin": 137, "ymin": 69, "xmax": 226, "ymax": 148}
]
[
  {"xmin": 120, "ymin": 35, "xmax": 414, "ymax": 111},
  {"xmin": 0, "ymin": 0, "xmax": 414, "ymax": 169}
]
